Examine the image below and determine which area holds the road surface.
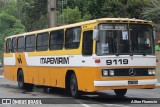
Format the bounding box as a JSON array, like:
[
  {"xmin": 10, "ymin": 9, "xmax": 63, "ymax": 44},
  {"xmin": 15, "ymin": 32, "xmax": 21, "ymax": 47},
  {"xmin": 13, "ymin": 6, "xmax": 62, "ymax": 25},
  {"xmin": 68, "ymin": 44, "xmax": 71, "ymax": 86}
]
[{"xmin": 0, "ymin": 77, "xmax": 160, "ymax": 107}]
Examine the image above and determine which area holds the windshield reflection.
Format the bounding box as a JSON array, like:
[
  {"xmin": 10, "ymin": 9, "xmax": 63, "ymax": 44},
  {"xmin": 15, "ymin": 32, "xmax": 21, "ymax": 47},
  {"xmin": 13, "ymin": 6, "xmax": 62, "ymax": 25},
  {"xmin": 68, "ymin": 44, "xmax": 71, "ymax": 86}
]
[
  {"xmin": 130, "ymin": 24, "xmax": 153, "ymax": 55},
  {"xmin": 96, "ymin": 24, "xmax": 153, "ymax": 56}
]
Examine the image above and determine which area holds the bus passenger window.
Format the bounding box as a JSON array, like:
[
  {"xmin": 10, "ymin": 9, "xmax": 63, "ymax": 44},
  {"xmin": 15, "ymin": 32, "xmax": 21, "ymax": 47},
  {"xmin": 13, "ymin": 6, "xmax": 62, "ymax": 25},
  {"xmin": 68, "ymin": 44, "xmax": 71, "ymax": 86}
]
[
  {"xmin": 50, "ymin": 29, "xmax": 64, "ymax": 50},
  {"xmin": 65, "ymin": 27, "xmax": 81, "ymax": 49},
  {"xmin": 36, "ymin": 32, "xmax": 49, "ymax": 51},
  {"xmin": 82, "ymin": 31, "xmax": 93, "ymax": 56},
  {"xmin": 25, "ymin": 35, "xmax": 36, "ymax": 52},
  {"xmin": 11, "ymin": 38, "xmax": 17, "ymax": 53},
  {"xmin": 6, "ymin": 38, "xmax": 11, "ymax": 53},
  {"xmin": 17, "ymin": 37, "xmax": 25, "ymax": 52}
]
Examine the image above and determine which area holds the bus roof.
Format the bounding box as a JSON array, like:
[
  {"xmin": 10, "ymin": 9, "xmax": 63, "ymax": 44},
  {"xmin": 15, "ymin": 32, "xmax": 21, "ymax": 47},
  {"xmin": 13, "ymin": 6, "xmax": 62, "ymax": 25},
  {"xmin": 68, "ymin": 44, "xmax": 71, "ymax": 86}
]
[{"xmin": 5, "ymin": 18, "xmax": 152, "ymax": 39}]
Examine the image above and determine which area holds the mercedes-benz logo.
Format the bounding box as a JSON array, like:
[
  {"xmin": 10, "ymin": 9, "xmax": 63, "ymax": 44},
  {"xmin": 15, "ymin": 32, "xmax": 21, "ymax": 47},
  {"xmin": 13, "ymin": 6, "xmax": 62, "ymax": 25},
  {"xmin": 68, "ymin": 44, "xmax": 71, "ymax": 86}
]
[{"xmin": 129, "ymin": 68, "xmax": 136, "ymax": 76}]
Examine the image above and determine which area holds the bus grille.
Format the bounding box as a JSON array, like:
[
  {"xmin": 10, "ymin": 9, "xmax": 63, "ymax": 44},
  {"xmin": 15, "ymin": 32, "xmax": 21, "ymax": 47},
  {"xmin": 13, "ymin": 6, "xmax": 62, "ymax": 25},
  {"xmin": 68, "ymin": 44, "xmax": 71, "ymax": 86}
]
[{"xmin": 111, "ymin": 68, "xmax": 151, "ymax": 76}]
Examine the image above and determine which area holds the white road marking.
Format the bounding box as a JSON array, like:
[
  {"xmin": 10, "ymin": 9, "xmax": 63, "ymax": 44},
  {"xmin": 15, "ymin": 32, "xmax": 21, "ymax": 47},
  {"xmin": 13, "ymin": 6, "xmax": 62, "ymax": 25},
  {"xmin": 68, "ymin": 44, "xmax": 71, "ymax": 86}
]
[
  {"xmin": 75, "ymin": 100, "xmax": 91, "ymax": 107},
  {"xmin": 76, "ymin": 99, "xmax": 131, "ymax": 107},
  {"xmin": 103, "ymin": 104, "xmax": 131, "ymax": 107},
  {"xmin": 81, "ymin": 103, "xmax": 91, "ymax": 107}
]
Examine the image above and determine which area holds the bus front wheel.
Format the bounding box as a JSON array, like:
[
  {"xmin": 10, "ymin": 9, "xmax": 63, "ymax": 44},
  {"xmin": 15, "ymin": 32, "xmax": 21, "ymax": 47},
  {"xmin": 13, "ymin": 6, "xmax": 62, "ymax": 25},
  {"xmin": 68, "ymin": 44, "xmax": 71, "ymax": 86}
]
[
  {"xmin": 18, "ymin": 70, "xmax": 33, "ymax": 90},
  {"xmin": 70, "ymin": 73, "xmax": 81, "ymax": 98},
  {"xmin": 114, "ymin": 89, "xmax": 127, "ymax": 97}
]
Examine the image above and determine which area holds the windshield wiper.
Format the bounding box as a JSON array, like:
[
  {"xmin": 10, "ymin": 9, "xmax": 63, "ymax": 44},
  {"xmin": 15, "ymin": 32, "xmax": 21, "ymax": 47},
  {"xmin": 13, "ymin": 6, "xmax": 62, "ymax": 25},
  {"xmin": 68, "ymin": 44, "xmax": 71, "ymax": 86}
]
[
  {"xmin": 131, "ymin": 50, "xmax": 146, "ymax": 56},
  {"xmin": 116, "ymin": 53, "xmax": 119, "ymax": 56},
  {"xmin": 130, "ymin": 52, "xmax": 133, "ymax": 56},
  {"xmin": 130, "ymin": 45, "xmax": 133, "ymax": 56}
]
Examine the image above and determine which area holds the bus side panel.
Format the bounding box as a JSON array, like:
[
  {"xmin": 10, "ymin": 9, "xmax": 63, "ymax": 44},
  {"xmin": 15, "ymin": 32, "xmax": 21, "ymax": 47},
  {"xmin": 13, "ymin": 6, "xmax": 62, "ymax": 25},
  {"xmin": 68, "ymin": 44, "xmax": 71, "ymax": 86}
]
[
  {"xmin": 49, "ymin": 67, "xmax": 64, "ymax": 88},
  {"xmin": 37, "ymin": 67, "xmax": 64, "ymax": 87},
  {"xmin": 26, "ymin": 66, "xmax": 38, "ymax": 85},
  {"xmin": 12, "ymin": 66, "xmax": 18, "ymax": 81},
  {"xmin": 4, "ymin": 65, "xmax": 12, "ymax": 80},
  {"xmin": 4, "ymin": 65, "xmax": 17, "ymax": 81},
  {"xmin": 38, "ymin": 67, "xmax": 50, "ymax": 86},
  {"xmin": 14, "ymin": 53, "xmax": 29, "ymax": 84}
]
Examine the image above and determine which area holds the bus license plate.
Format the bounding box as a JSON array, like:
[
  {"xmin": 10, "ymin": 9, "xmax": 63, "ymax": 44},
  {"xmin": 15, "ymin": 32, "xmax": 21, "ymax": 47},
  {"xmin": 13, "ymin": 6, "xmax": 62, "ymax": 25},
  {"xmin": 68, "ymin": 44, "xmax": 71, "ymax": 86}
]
[{"xmin": 128, "ymin": 80, "xmax": 138, "ymax": 85}]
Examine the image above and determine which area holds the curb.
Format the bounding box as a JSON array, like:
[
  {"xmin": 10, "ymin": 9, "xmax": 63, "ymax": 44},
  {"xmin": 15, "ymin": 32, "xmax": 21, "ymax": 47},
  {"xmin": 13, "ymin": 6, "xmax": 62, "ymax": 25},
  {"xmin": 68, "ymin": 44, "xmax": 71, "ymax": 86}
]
[
  {"xmin": 0, "ymin": 76, "xmax": 4, "ymax": 78},
  {"xmin": 156, "ymin": 83, "xmax": 160, "ymax": 86},
  {"xmin": 0, "ymin": 73, "xmax": 4, "ymax": 78}
]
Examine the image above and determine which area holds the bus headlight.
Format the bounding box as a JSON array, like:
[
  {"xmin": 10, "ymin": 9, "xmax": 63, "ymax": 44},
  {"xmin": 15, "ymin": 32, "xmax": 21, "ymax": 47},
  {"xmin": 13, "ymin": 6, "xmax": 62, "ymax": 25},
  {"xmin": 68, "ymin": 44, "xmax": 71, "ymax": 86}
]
[
  {"xmin": 109, "ymin": 70, "xmax": 115, "ymax": 76},
  {"xmin": 102, "ymin": 70, "xmax": 108, "ymax": 76},
  {"xmin": 148, "ymin": 69, "xmax": 156, "ymax": 75},
  {"xmin": 102, "ymin": 69, "xmax": 115, "ymax": 76}
]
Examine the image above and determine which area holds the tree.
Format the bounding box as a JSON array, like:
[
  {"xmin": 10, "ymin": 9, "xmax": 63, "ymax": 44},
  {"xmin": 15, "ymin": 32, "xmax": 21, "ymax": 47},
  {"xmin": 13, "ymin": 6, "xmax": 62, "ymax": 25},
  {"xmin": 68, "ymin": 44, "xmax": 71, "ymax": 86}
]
[
  {"xmin": 127, "ymin": 0, "xmax": 148, "ymax": 18},
  {"xmin": 67, "ymin": 0, "xmax": 149, "ymax": 19},
  {"xmin": 0, "ymin": 13, "xmax": 25, "ymax": 51},
  {"xmin": 58, "ymin": 7, "xmax": 91, "ymax": 25},
  {"xmin": 0, "ymin": 0, "xmax": 18, "ymax": 18},
  {"xmin": 141, "ymin": 0, "xmax": 160, "ymax": 32},
  {"xmin": 21, "ymin": 0, "xmax": 48, "ymax": 31},
  {"xmin": 101, "ymin": 0, "xmax": 128, "ymax": 18},
  {"xmin": 67, "ymin": 0, "xmax": 105, "ymax": 19},
  {"xmin": 142, "ymin": 0, "xmax": 160, "ymax": 23}
]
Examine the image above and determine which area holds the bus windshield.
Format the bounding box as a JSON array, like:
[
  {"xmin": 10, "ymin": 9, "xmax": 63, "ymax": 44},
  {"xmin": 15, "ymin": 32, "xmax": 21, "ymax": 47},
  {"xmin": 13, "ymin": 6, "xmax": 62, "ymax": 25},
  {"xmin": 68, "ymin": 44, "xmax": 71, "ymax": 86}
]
[
  {"xmin": 96, "ymin": 24, "xmax": 153, "ymax": 56},
  {"xmin": 130, "ymin": 24, "xmax": 153, "ymax": 55}
]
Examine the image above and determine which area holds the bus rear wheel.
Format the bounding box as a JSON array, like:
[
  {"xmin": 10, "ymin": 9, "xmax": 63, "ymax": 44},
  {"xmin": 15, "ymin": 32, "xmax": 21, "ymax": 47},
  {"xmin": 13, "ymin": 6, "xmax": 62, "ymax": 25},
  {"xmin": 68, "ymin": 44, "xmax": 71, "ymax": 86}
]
[
  {"xmin": 18, "ymin": 69, "xmax": 33, "ymax": 90},
  {"xmin": 70, "ymin": 73, "xmax": 81, "ymax": 98},
  {"xmin": 114, "ymin": 89, "xmax": 127, "ymax": 97}
]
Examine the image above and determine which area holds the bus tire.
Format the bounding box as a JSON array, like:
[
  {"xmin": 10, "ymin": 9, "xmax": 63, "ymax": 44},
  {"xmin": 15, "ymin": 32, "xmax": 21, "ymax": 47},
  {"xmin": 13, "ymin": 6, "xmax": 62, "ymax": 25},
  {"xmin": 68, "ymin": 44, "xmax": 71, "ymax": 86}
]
[
  {"xmin": 70, "ymin": 73, "xmax": 81, "ymax": 98},
  {"xmin": 18, "ymin": 69, "xmax": 33, "ymax": 90},
  {"xmin": 114, "ymin": 89, "xmax": 127, "ymax": 97}
]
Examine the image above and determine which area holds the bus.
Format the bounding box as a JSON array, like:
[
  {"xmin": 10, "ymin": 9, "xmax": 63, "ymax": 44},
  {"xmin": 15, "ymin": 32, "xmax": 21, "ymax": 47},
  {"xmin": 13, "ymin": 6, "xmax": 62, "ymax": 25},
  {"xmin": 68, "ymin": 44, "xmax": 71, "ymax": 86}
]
[{"xmin": 4, "ymin": 18, "xmax": 157, "ymax": 98}]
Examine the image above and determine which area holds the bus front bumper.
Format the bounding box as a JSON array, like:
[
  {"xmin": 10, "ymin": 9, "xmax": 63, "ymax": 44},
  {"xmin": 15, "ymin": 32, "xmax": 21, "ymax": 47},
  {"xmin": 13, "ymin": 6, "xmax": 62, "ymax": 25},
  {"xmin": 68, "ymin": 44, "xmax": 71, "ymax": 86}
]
[{"xmin": 94, "ymin": 79, "xmax": 157, "ymax": 86}]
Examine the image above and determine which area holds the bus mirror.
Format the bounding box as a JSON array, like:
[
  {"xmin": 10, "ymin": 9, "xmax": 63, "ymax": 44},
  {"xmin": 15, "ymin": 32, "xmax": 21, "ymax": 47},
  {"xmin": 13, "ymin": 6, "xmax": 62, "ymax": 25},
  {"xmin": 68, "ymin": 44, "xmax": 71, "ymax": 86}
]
[{"xmin": 93, "ymin": 27, "xmax": 99, "ymax": 41}]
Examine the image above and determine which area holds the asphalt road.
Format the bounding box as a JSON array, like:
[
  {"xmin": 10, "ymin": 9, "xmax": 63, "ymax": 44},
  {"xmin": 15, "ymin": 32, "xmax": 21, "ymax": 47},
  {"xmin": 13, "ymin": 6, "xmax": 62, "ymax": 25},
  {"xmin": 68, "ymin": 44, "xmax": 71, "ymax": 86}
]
[{"xmin": 0, "ymin": 77, "xmax": 160, "ymax": 107}]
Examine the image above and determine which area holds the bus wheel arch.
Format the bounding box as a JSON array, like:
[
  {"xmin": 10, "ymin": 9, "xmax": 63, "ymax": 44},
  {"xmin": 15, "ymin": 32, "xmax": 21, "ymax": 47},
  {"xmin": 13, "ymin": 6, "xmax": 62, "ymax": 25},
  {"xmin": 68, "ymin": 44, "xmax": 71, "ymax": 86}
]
[
  {"xmin": 65, "ymin": 70, "xmax": 74, "ymax": 93},
  {"xmin": 65, "ymin": 70, "xmax": 81, "ymax": 98},
  {"xmin": 17, "ymin": 68, "xmax": 25, "ymax": 89},
  {"xmin": 17, "ymin": 68, "xmax": 23, "ymax": 81},
  {"xmin": 17, "ymin": 68, "xmax": 34, "ymax": 90}
]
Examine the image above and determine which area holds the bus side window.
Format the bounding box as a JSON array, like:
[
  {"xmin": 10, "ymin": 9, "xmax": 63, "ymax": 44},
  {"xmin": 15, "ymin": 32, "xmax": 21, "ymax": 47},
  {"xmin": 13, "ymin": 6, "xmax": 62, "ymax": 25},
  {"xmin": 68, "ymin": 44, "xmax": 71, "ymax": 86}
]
[
  {"xmin": 6, "ymin": 38, "xmax": 11, "ymax": 53},
  {"xmin": 17, "ymin": 36, "xmax": 25, "ymax": 52},
  {"xmin": 65, "ymin": 27, "xmax": 81, "ymax": 49},
  {"xmin": 50, "ymin": 29, "xmax": 64, "ymax": 50},
  {"xmin": 36, "ymin": 32, "xmax": 49, "ymax": 51},
  {"xmin": 12, "ymin": 37, "xmax": 17, "ymax": 53},
  {"xmin": 82, "ymin": 30, "xmax": 93, "ymax": 56},
  {"xmin": 25, "ymin": 35, "xmax": 36, "ymax": 52}
]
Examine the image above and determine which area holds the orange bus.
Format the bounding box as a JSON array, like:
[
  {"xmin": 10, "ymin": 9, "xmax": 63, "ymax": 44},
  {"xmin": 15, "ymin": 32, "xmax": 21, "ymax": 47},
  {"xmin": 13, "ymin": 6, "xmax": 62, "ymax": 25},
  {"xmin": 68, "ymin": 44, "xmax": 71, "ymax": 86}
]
[{"xmin": 4, "ymin": 18, "xmax": 157, "ymax": 98}]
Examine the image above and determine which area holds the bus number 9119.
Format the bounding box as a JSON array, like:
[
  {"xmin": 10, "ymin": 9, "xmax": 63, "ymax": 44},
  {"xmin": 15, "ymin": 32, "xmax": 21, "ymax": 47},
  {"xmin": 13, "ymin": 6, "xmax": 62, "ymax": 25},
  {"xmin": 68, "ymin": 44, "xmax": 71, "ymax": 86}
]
[{"xmin": 106, "ymin": 59, "xmax": 128, "ymax": 65}]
